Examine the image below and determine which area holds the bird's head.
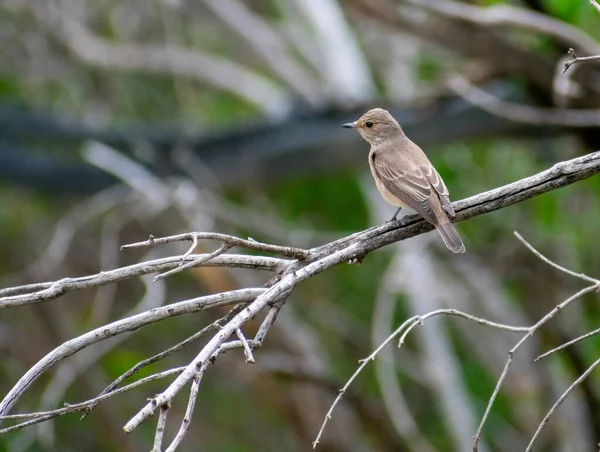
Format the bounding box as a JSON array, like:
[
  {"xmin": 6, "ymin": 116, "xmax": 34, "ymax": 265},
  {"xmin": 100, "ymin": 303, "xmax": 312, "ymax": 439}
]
[{"xmin": 342, "ymin": 108, "xmax": 403, "ymax": 145}]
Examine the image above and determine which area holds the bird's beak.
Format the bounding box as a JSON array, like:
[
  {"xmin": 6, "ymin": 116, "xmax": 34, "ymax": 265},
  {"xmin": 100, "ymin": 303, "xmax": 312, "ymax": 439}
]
[{"xmin": 341, "ymin": 122, "xmax": 356, "ymax": 129}]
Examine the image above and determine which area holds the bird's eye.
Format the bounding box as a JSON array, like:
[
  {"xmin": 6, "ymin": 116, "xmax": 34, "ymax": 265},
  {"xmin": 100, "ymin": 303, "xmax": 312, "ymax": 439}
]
[{"xmin": 366, "ymin": 121, "xmax": 373, "ymax": 128}]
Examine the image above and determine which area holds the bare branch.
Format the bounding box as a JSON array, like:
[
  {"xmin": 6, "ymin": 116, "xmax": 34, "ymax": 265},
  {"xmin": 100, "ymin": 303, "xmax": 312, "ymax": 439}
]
[
  {"xmin": 535, "ymin": 326, "xmax": 600, "ymax": 362},
  {"xmin": 313, "ymin": 309, "xmax": 528, "ymax": 447},
  {"xmin": 0, "ymin": 367, "xmax": 186, "ymax": 434},
  {"xmin": 81, "ymin": 319, "xmax": 225, "ymax": 420},
  {"xmin": 164, "ymin": 370, "xmax": 205, "ymax": 452},
  {"xmin": 591, "ymin": 0, "xmax": 600, "ymax": 15},
  {"xmin": 0, "ymin": 254, "xmax": 283, "ymax": 307},
  {"xmin": 2, "ymin": 151, "xmax": 600, "ymax": 447},
  {"xmin": 153, "ymin": 243, "xmax": 232, "ymax": 282},
  {"xmin": 121, "ymin": 232, "xmax": 311, "ymax": 259},
  {"xmin": 472, "ymin": 285, "xmax": 599, "ymax": 451},
  {"xmin": 562, "ymin": 48, "xmax": 600, "ymax": 74},
  {"xmin": 402, "ymin": 0, "xmax": 600, "ymax": 56},
  {"xmin": 0, "ymin": 289, "xmax": 263, "ymax": 417},
  {"xmin": 315, "ymin": 231, "xmax": 600, "ymax": 450},
  {"xmin": 514, "ymin": 232, "xmax": 600, "ymax": 284},
  {"xmin": 151, "ymin": 406, "xmax": 169, "ymax": 452},
  {"xmin": 448, "ymin": 75, "xmax": 600, "ymax": 126},
  {"xmin": 235, "ymin": 329, "xmax": 256, "ymax": 364},
  {"xmin": 525, "ymin": 356, "xmax": 600, "ymax": 452}
]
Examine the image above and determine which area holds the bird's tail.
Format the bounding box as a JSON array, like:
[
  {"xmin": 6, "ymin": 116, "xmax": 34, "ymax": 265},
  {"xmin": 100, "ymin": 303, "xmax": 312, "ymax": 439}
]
[{"xmin": 435, "ymin": 222, "xmax": 466, "ymax": 253}]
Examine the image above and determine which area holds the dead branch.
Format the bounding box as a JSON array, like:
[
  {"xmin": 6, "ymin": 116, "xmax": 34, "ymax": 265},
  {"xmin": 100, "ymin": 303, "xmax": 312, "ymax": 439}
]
[
  {"xmin": 525, "ymin": 356, "xmax": 600, "ymax": 452},
  {"xmin": 402, "ymin": 0, "xmax": 600, "ymax": 56},
  {"xmin": 0, "ymin": 367, "xmax": 187, "ymax": 435},
  {"xmin": 535, "ymin": 326, "xmax": 600, "ymax": 362},
  {"xmin": 1, "ymin": 151, "xmax": 600, "ymax": 449},
  {"xmin": 0, "ymin": 254, "xmax": 284, "ymax": 307},
  {"xmin": 313, "ymin": 307, "xmax": 530, "ymax": 448},
  {"xmin": 563, "ymin": 48, "xmax": 600, "ymax": 73},
  {"xmin": 121, "ymin": 231, "xmax": 310, "ymax": 259},
  {"xmin": 315, "ymin": 232, "xmax": 600, "ymax": 450},
  {"xmin": 448, "ymin": 75, "xmax": 600, "ymax": 126}
]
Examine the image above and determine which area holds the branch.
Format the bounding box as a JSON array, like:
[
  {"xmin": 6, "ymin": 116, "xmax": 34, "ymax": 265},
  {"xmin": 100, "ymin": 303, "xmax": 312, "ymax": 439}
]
[
  {"xmin": 313, "ymin": 309, "xmax": 529, "ymax": 448},
  {"xmin": 448, "ymin": 75, "xmax": 600, "ymax": 126},
  {"xmin": 152, "ymin": 243, "xmax": 232, "ymax": 282},
  {"xmin": 513, "ymin": 232, "xmax": 598, "ymax": 284},
  {"xmin": 0, "ymin": 289, "xmax": 263, "ymax": 416},
  {"xmin": 121, "ymin": 232, "xmax": 310, "ymax": 259},
  {"xmin": 0, "ymin": 367, "xmax": 186, "ymax": 434},
  {"xmin": 525, "ymin": 356, "xmax": 600, "ymax": 452},
  {"xmin": 563, "ymin": 48, "xmax": 600, "ymax": 74},
  {"xmin": 1, "ymin": 151, "xmax": 600, "ymax": 448},
  {"xmin": 164, "ymin": 370, "xmax": 205, "ymax": 451},
  {"xmin": 402, "ymin": 0, "xmax": 600, "ymax": 56},
  {"xmin": 0, "ymin": 254, "xmax": 284, "ymax": 307},
  {"xmin": 472, "ymin": 233, "xmax": 600, "ymax": 451},
  {"xmin": 81, "ymin": 319, "xmax": 225, "ymax": 419},
  {"xmin": 472, "ymin": 284, "xmax": 598, "ymax": 450},
  {"xmin": 315, "ymin": 232, "xmax": 600, "ymax": 450},
  {"xmin": 151, "ymin": 406, "xmax": 169, "ymax": 452},
  {"xmin": 535, "ymin": 326, "xmax": 600, "ymax": 362}
]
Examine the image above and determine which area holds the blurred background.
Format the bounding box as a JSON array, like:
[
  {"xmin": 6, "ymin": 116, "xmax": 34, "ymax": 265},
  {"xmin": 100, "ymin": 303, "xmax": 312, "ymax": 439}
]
[{"xmin": 1, "ymin": 0, "xmax": 600, "ymax": 451}]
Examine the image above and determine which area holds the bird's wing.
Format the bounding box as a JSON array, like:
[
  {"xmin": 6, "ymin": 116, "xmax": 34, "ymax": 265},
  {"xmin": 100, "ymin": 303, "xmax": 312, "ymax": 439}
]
[
  {"xmin": 420, "ymin": 164, "xmax": 455, "ymax": 217},
  {"xmin": 371, "ymin": 151, "xmax": 440, "ymax": 224}
]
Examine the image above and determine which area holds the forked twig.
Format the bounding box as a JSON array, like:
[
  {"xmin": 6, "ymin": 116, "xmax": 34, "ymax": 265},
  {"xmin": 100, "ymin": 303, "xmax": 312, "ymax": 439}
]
[
  {"xmin": 121, "ymin": 232, "xmax": 311, "ymax": 259},
  {"xmin": 313, "ymin": 309, "xmax": 528, "ymax": 448}
]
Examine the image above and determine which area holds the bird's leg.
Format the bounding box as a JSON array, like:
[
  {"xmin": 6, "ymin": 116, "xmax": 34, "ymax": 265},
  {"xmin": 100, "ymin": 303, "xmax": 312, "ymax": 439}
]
[{"xmin": 387, "ymin": 207, "xmax": 402, "ymax": 223}]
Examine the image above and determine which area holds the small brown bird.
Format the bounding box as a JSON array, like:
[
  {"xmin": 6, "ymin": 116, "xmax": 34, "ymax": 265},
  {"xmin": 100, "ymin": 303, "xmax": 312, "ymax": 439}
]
[{"xmin": 342, "ymin": 108, "xmax": 465, "ymax": 253}]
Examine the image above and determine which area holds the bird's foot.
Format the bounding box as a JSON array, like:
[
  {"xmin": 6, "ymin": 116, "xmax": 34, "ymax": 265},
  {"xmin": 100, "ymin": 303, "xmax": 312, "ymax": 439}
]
[{"xmin": 386, "ymin": 207, "xmax": 402, "ymax": 223}]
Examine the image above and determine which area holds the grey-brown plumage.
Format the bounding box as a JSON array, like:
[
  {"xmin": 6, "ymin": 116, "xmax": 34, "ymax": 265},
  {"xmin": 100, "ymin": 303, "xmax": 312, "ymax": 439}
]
[{"xmin": 342, "ymin": 108, "xmax": 465, "ymax": 253}]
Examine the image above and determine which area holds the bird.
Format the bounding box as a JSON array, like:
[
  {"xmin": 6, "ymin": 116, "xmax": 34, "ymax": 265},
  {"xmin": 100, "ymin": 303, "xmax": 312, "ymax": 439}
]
[{"xmin": 342, "ymin": 108, "xmax": 465, "ymax": 253}]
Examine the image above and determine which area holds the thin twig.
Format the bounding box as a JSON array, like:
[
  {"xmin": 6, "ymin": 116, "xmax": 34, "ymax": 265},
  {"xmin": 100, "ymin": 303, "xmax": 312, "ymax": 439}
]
[
  {"xmin": 472, "ymin": 284, "xmax": 599, "ymax": 451},
  {"xmin": 81, "ymin": 320, "xmax": 224, "ymax": 420},
  {"xmin": 525, "ymin": 356, "xmax": 600, "ymax": 452},
  {"xmin": 153, "ymin": 243, "xmax": 232, "ymax": 282},
  {"xmin": 235, "ymin": 329, "xmax": 256, "ymax": 363},
  {"xmin": 313, "ymin": 309, "xmax": 528, "ymax": 448},
  {"xmin": 0, "ymin": 367, "xmax": 186, "ymax": 434},
  {"xmin": 562, "ymin": 48, "xmax": 600, "ymax": 74},
  {"xmin": 0, "ymin": 254, "xmax": 283, "ymax": 307},
  {"xmin": 180, "ymin": 234, "xmax": 199, "ymax": 265},
  {"xmin": 121, "ymin": 232, "xmax": 310, "ymax": 259},
  {"xmin": 164, "ymin": 371, "xmax": 205, "ymax": 452},
  {"xmin": 151, "ymin": 405, "xmax": 169, "ymax": 452},
  {"xmin": 514, "ymin": 232, "xmax": 600, "ymax": 284},
  {"xmin": 535, "ymin": 326, "xmax": 600, "ymax": 362},
  {"xmin": 0, "ymin": 289, "xmax": 262, "ymax": 420}
]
